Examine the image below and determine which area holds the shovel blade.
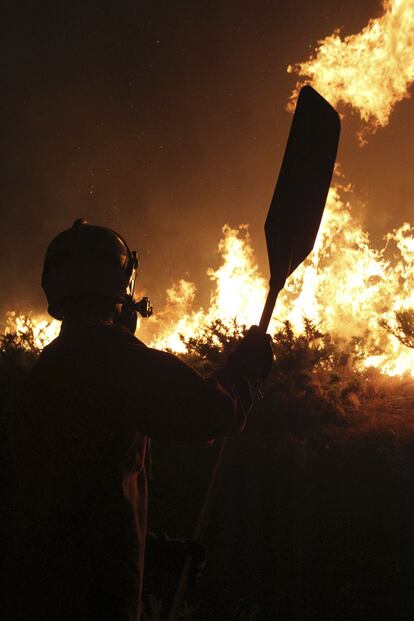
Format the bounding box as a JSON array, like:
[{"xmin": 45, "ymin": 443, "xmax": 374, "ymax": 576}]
[{"xmin": 265, "ymin": 85, "xmax": 340, "ymax": 291}]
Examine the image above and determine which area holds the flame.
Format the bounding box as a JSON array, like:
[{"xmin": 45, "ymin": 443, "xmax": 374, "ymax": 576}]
[
  {"xmin": 6, "ymin": 192, "xmax": 414, "ymax": 377},
  {"xmin": 278, "ymin": 185, "xmax": 414, "ymax": 376},
  {"xmin": 142, "ymin": 225, "xmax": 268, "ymax": 351},
  {"xmin": 2, "ymin": 226, "xmax": 267, "ymax": 355},
  {"xmin": 3, "ymin": 311, "xmax": 60, "ymax": 351},
  {"xmin": 142, "ymin": 184, "xmax": 414, "ymax": 377},
  {"xmin": 288, "ymin": 0, "xmax": 414, "ymax": 138}
]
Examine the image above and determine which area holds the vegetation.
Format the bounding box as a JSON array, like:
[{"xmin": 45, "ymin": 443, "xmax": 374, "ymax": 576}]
[
  {"xmin": 154, "ymin": 317, "xmax": 414, "ymax": 620},
  {"xmin": 379, "ymin": 307, "xmax": 414, "ymax": 348},
  {"xmin": 3, "ymin": 316, "xmax": 414, "ymax": 619}
]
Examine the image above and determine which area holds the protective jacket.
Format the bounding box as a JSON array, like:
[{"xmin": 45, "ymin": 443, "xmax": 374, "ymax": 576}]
[{"xmin": 6, "ymin": 321, "xmax": 248, "ymax": 621}]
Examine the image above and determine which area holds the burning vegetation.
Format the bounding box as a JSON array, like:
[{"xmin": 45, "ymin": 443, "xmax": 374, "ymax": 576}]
[{"xmin": 5, "ymin": 180, "xmax": 414, "ymax": 378}]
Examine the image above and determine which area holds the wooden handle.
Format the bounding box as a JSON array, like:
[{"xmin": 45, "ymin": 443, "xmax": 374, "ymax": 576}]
[
  {"xmin": 167, "ymin": 439, "xmax": 228, "ymax": 621},
  {"xmin": 259, "ymin": 287, "xmax": 280, "ymax": 333}
]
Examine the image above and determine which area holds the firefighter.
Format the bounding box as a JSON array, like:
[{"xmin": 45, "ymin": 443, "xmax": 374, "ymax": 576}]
[{"xmin": 6, "ymin": 219, "xmax": 273, "ymax": 621}]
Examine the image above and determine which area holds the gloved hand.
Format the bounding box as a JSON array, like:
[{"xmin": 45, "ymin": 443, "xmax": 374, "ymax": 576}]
[{"xmin": 226, "ymin": 325, "xmax": 274, "ymax": 382}]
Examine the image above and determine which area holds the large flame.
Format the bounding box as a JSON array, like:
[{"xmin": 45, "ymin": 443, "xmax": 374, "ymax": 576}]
[
  {"xmin": 288, "ymin": 0, "xmax": 414, "ymax": 138},
  {"xmin": 144, "ymin": 184, "xmax": 414, "ymax": 377},
  {"xmin": 141, "ymin": 224, "xmax": 268, "ymax": 352},
  {"xmin": 6, "ymin": 190, "xmax": 414, "ymax": 377}
]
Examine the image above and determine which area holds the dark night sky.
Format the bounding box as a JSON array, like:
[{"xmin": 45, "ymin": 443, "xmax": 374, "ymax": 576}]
[{"xmin": 2, "ymin": 0, "xmax": 412, "ymax": 319}]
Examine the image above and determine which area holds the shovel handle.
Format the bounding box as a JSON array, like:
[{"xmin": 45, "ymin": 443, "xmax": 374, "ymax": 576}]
[
  {"xmin": 167, "ymin": 439, "xmax": 228, "ymax": 621},
  {"xmin": 259, "ymin": 287, "xmax": 280, "ymax": 333}
]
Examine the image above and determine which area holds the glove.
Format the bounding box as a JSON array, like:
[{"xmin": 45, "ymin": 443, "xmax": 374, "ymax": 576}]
[{"xmin": 226, "ymin": 325, "xmax": 274, "ymax": 382}]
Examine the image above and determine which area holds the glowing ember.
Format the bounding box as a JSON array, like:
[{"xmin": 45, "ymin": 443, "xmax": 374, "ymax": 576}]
[{"xmin": 288, "ymin": 0, "xmax": 414, "ymax": 138}]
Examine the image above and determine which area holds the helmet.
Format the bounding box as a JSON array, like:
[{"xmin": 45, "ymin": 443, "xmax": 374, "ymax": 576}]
[{"xmin": 42, "ymin": 219, "xmax": 138, "ymax": 319}]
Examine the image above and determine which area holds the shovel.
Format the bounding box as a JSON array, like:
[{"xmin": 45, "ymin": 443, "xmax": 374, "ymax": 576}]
[{"xmin": 167, "ymin": 85, "xmax": 340, "ymax": 621}]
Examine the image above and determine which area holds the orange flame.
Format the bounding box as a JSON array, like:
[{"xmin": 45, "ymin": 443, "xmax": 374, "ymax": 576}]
[
  {"xmin": 3, "ymin": 311, "xmax": 60, "ymax": 350},
  {"xmin": 4, "ymin": 192, "xmax": 414, "ymax": 377},
  {"xmin": 142, "ymin": 185, "xmax": 414, "ymax": 377},
  {"xmin": 288, "ymin": 0, "xmax": 414, "ymax": 139},
  {"xmin": 278, "ymin": 186, "xmax": 414, "ymax": 376},
  {"xmin": 141, "ymin": 225, "xmax": 268, "ymax": 351}
]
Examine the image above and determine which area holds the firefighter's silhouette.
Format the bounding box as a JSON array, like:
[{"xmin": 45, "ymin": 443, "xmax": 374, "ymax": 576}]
[{"xmin": 6, "ymin": 219, "xmax": 273, "ymax": 621}]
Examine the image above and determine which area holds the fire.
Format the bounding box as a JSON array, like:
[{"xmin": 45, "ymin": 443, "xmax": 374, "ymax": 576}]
[
  {"xmin": 2, "ymin": 226, "xmax": 267, "ymax": 355},
  {"xmin": 3, "ymin": 311, "xmax": 60, "ymax": 351},
  {"xmin": 278, "ymin": 185, "xmax": 414, "ymax": 376},
  {"xmin": 288, "ymin": 0, "xmax": 414, "ymax": 139},
  {"xmin": 6, "ymin": 193, "xmax": 414, "ymax": 377},
  {"xmin": 141, "ymin": 225, "xmax": 268, "ymax": 352},
  {"xmin": 145, "ymin": 184, "xmax": 414, "ymax": 377}
]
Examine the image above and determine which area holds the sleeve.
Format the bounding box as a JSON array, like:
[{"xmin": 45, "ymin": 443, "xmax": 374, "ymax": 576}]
[{"xmin": 121, "ymin": 346, "xmax": 249, "ymax": 442}]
